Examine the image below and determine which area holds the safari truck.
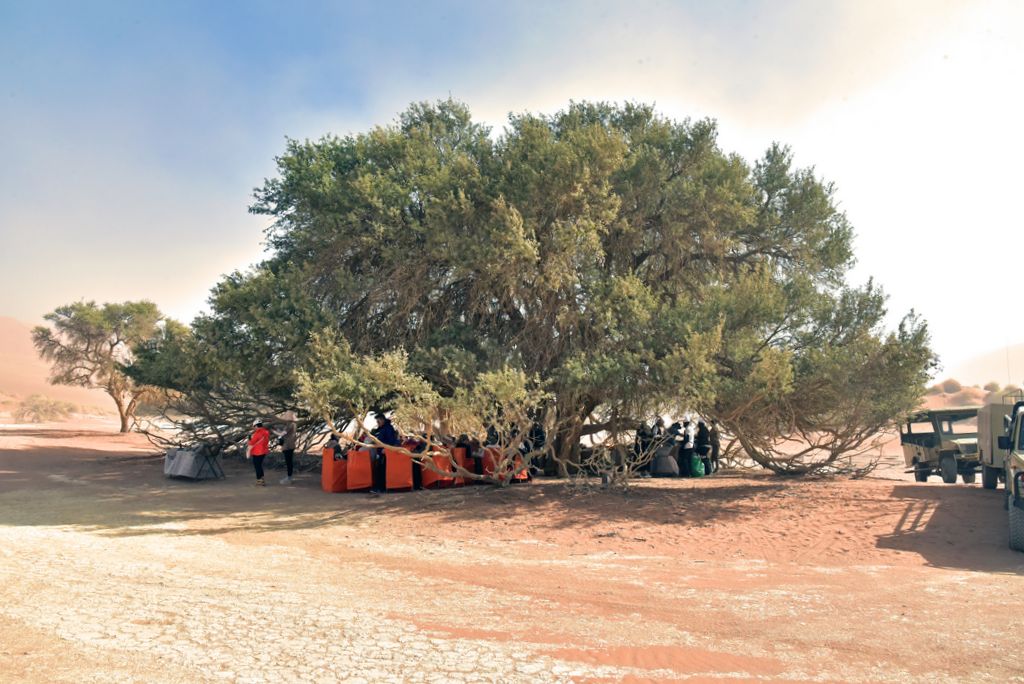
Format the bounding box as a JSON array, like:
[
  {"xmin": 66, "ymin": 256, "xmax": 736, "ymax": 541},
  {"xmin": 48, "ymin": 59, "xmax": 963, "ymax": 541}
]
[
  {"xmin": 977, "ymin": 398, "xmax": 1021, "ymax": 489},
  {"xmin": 900, "ymin": 407, "xmax": 980, "ymax": 484},
  {"xmin": 996, "ymin": 407, "xmax": 1024, "ymax": 551}
]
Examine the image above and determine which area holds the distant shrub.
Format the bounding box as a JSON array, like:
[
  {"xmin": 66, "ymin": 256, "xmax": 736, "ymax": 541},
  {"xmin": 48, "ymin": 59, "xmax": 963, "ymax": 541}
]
[
  {"xmin": 13, "ymin": 395, "xmax": 77, "ymax": 423},
  {"xmin": 1004, "ymin": 384, "xmax": 1021, "ymax": 395},
  {"xmin": 925, "ymin": 384, "xmax": 943, "ymax": 396},
  {"xmin": 940, "ymin": 378, "xmax": 962, "ymax": 394},
  {"xmin": 984, "ymin": 381, "xmax": 1001, "ymax": 392}
]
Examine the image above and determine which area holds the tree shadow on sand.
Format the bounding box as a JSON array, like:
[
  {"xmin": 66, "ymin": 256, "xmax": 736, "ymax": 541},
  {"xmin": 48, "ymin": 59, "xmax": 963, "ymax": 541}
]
[
  {"xmin": 875, "ymin": 484, "xmax": 1024, "ymax": 574},
  {"xmin": 0, "ymin": 444, "xmax": 786, "ymax": 538}
]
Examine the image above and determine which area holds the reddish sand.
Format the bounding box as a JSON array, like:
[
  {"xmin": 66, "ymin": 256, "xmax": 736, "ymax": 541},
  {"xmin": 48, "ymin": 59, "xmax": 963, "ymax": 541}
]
[{"xmin": 0, "ymin": 421, "xmax": 1021, "ymax": 682}]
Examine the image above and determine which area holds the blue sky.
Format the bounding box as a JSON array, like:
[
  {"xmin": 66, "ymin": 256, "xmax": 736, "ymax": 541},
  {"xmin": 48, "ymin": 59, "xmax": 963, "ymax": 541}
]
[{"xmin": 1, "ymin": 0, "xmax": 1022, "ymax": 379}]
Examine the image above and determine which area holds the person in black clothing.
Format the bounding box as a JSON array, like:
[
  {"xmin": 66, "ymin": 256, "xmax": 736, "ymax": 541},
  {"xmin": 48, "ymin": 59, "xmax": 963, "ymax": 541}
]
[
  {"xmin": 486, "ymin": 424, "xmax": 500, "ymax": 446},
  {"xmin": 368, "ymin": 413, "xmax": 400, "ymax": 493},
  {"xmin": 709, "ymin": 419, "xmax": 722, "ymax": 473},
  {"xmin": 695, "ymin": 418, "xmax": 712, "ymax": 475}
]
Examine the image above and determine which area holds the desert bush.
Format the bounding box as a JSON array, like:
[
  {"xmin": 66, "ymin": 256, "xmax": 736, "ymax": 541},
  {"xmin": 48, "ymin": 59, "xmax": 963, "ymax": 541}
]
[
  {"xmin": 1004, "ymin": 384, "xmax": 1021, "ymax": 395},
  {"xmin": 984, "ymin": 381, "xmax": 1000, "ymax": 392},
  {"xmin": 14, "ymin": 395, "xmax": 77, "ymax": 423},
  {"xmin": 940, "ymin": 378, "xmax": 962, "ymax": 394}
]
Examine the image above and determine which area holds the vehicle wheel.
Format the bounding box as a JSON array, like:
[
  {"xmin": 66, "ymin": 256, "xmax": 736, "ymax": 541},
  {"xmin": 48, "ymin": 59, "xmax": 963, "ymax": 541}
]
[
  {"xmin": 962, "ymin": 471, "xmax": 976, "ymax": 484},
  {"xmin": 982, "ymin": 465, "xmax": 999, "ymax": 490},
  {"xmin": 914, "ymin": 463, "xmax": 929, "ymax": 482},
  {"xmin": 1010, "ymin": 499, "xmax": 1024, "ymax": 552},
  {"xmin": 940, "ymin": 455, "xmax": 958, "ymax": 484}
]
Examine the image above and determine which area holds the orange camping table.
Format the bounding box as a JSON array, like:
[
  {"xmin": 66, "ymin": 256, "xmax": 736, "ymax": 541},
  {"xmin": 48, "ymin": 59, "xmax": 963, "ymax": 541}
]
[
  {"xmin": 452, "ymin": 447, "xmax": 475, "ymax": 486},
  {"xmin": 384, "ymin": 448, "xmax": 414, "ymax": 491},
  {"xmin": 346, "ymin": 449, "xmax": 373, "ymax": 491},
  {"xmin": 420, "ymin": 449, "xmax": 455, "ymax": 489},
  {"xmin": 321, "ymin": 447, "xmax": 348, "ymax": 493}
]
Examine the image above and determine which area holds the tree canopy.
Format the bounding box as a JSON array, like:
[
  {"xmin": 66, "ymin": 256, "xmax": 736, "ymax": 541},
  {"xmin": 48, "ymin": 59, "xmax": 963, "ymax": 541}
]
[
  {"xmin": 132, "ymin": 99, "xmax": 935, "ymax": 474},
  {"xmin": 33, "ymin": 300, "xmax": 163, "ymax": 432}
]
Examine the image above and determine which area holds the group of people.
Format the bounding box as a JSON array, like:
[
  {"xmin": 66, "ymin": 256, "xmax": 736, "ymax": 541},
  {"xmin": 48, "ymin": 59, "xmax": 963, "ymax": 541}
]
[
  {"xmin": 634, "ymin": 415, "xmax": 721, "ymax": 477},
  {"xmin": 245, "ymin": 416, "xmax": 298, "ymax": 486},
  {"xmin": 246, "ymin": 411, "xmax": 721, "ymax": 487},
  {"xmin": 321, "ymin": 413, "xmax": 543, "ymax": 494}
]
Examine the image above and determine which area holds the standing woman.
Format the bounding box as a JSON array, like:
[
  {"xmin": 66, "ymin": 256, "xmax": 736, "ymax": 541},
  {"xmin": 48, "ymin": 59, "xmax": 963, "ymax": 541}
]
[
  {"xmin": 695, "ymin": 419, "xmax": 712, "ymax": 475},
  {"xmin": 248, "ymin": 419, "xmax": 271, "ymax": 486},
  {"xmin": 279, "ymin": 415, "xmax": 297, "ymax": 485},
  {"xmin": 677, "ymin": 420, "xmax": 694, "ymax": 477},
  {"xmin": 709, "ymin": 419, "xmax": 722, "ymax": 473}
]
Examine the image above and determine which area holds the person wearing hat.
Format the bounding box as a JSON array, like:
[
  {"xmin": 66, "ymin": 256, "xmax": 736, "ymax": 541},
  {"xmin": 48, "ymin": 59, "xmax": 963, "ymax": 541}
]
[
  {"xmin": 248, "ymin": 419, "xmax": 271, "ymax": 486},
  {"xmin": 678, "ymin": 419, "xmax": 695, "ymax": 477},
  {"xmin": 367, "ymin": 412, "xmax": 399, "ymax": 494}
]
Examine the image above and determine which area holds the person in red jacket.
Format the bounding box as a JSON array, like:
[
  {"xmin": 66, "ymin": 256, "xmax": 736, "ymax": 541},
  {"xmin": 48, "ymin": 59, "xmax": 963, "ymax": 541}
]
[{"xmin": 248, "ymin": 419, "xmax": 271, "ymax": 486}]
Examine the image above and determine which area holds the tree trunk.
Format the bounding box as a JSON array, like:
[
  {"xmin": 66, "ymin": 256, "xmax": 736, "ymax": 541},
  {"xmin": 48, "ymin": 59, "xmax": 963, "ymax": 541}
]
[
  {"xmin": 553, "ymin": 415, "xmax": 583, "ymax": 477},
  {"xmin": 108, "ymin": 389, "xmax": 130, "ymax": 433}
]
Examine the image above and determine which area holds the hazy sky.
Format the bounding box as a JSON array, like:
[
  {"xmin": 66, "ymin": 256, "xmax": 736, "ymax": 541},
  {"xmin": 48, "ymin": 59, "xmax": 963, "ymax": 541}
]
[{"xmin": 1, "ymin": 0, "xmax": 1021, "ymax": 377}]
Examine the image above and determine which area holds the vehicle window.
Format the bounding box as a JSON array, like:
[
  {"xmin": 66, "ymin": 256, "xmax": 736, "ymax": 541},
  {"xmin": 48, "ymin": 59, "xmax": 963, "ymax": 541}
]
[
  {"xmin": 906, "ymin": 421, "xmax": 935, "ymax": 434},
  {"xmin": 1018, "ymin": 422, "xmax": 1024, "ymax": 451},
  {"xmin": 939, "ymin": 416, "xmax": 977, "ymax": 435}
]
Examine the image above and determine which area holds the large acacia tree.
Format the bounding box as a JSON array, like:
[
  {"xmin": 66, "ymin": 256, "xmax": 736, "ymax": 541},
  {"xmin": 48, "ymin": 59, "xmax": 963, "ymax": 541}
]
[
  {"xmin": 134, "ymin": 100, "xmax": 934, "ymax": 473},
  {"xmin": 33, "ymin": 300, "xmax": 163, "ymax": 432}
]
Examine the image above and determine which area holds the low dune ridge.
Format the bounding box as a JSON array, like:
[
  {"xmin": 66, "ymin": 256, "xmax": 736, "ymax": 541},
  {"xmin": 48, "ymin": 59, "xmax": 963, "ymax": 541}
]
[{"xmin": 0, "ymin": 316, "xmax": 111, "ymax": 414}]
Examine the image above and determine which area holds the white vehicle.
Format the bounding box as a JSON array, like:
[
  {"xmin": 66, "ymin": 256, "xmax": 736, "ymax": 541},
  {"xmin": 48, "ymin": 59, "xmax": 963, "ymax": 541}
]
[
  {"xmin": 996, "ymin": 407, "xmax": 1024, "ymax": 551},
  {"xmin": 976, "ymin": 399, "xmax": 1017, "ymax": 489}
]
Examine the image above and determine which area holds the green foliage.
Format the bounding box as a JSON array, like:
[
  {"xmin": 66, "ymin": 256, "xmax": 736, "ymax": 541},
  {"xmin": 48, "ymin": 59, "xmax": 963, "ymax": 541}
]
[
  {"xmin": 134, "ymin": 99, "xmax": 934, "ymax": 474},
  {"xmin": 32, "ymin": 300, "xmax": 163, "ymax": 432},
  {"xmin": 296, "ymin": 331, "xmax": 550, "ymax": 484},
  {"xmin": 14, "ymin": 395, "xmax": 77, "ymax": 423},
  {"xmin": 128, "ymin": 267, "xmax": 328, "ymax": 449}
]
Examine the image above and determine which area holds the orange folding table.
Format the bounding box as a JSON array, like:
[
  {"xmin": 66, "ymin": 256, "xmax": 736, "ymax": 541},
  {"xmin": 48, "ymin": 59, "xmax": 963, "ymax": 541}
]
[
  {"xmin": 346, "ymin": 449, "xmax": 374, "ymax": 491},
  {"xmin": 321, "ymin": 447, "xmax": 348, "ymax": 493},
  {"xmin": 384, "ymin": 448, "xmax": 414, "ymax": 491}
]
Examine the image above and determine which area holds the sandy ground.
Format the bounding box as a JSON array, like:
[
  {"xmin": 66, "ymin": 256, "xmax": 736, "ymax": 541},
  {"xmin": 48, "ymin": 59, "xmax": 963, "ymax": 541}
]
[{"xmin": 1, "ymin": 423, "xmax": 1022, "ymax": 683}]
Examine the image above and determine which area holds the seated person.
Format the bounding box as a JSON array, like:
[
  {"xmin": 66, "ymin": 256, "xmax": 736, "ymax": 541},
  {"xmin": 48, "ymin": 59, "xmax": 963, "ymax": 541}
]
[
  {"xmin": 365, "ymin": 413, "xmax": 400, "ymax": 493},
  {"xmin": 324, "ymin": 434, "xmax": 345, "ymax": 459}
]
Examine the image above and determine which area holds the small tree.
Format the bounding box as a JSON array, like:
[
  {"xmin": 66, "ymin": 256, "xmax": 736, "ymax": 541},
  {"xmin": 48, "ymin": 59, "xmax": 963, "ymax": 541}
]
[
  {"xmin": 984, "ymin": 381, "xmax": 1000, "ymax": 392},
  {"xmin": 32, "ymin": 301, "xmax": 163, "ymax": 432}
]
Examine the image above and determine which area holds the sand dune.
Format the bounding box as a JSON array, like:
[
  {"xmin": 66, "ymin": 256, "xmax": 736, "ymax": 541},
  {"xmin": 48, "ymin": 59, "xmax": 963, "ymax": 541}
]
[{"xmin": 0, "ymin": 317, "xmax": 111, "ymax": 412}]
